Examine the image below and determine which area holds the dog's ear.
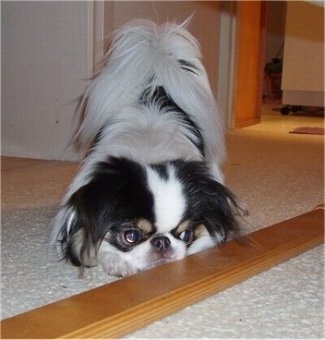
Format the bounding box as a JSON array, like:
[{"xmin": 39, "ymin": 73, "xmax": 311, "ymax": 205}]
[
  {"xmin": 199, "ymin": 179, "xmax": 244, "ymax": 244},
  {"xmin": 53, "ymin": 157, "xmax": 153, "ymax": 268},
  {"xmin": 173, "ymin": 160, "xmax": 243, "ymax": 243},
  {"xmin": 58, "ymin": 183, "xmax": 103, "ymax": 268},
  {"xmin": 55, "ymin": 161, "xmax": 124, "ymax": 268}
]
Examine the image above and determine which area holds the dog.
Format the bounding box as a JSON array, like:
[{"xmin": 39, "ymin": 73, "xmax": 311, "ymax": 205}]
[{"xmin": 50, "ymin": 19, "xmax": 242, "ymax": 277}]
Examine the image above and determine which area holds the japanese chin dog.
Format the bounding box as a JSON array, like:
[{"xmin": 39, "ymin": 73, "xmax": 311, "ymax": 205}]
[{"xmin": 50, "ymin": 19, "xmax": 243, "ymax": 277}]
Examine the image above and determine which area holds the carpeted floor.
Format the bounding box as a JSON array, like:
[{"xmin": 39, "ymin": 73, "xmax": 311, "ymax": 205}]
[{"xmin": 1, "ymin": 110, "xmax": 324, "ymax": 338}]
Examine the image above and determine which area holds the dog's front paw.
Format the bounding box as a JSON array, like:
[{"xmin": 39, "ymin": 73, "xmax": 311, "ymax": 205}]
[{"xmin": 101, "ymin": 259, "xmax": 139, "ymax": 277}]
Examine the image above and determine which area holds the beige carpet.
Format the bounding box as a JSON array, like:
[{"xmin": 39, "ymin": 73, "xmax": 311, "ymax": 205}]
[{"xmin": 1, "ymin": 112, "xmax": 324, "ymax": 338}]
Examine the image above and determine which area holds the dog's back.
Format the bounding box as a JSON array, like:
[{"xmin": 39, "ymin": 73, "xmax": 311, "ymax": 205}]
[{"xmin": 75, "ymin": 19, "xmax": 225, "ymax": 176}]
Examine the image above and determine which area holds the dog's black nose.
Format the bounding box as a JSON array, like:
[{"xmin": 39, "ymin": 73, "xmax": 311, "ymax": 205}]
[{"xmin": 151, "ymin": 236, "xmax": 171, "ymax": 251}]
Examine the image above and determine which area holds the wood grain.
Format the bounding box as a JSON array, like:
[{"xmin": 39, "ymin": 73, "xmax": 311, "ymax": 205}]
[
  {"xmin": 232, "ymin": 1, "xmax": 265, "ymax": 127},
  {"xmin": 1, "ymin": 207, "xmax": 323, "ymax": 339}
]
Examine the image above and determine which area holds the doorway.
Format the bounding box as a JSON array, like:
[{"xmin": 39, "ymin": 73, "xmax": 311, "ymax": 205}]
[{"xmin": 259, "ymin": 1, "xmax": 324, "ymax": 134}]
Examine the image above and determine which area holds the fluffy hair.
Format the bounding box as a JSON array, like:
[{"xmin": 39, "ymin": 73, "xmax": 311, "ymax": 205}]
[{"xmin": 50, "ymin": 19, "xmax": 242, "ymax": 277}]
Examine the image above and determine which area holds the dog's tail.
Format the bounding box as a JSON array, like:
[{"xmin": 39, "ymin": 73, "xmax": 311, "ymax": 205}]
[{"xmin": 75, "ymin": 18, "xmax": 225, "ymax": 170}]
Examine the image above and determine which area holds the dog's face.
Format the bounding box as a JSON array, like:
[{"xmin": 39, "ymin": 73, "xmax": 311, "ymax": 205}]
[
  {"xmin": 98, "ymin": 218, "xmax": 199, "ymax": 277},
  {"xmin": 58, "ymin": 157, "xmax": 240, "ymax": 277}
]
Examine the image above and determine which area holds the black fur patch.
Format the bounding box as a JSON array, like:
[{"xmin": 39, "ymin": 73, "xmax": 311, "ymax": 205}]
[
  {"xmin": 62, "ymin": 157, "xmax": 155, "ymax": 265},
  {"xmin": 149, "ymin": 163, "xmax": 169, "ymax": 181},
  {"xmin": 171, "ymin": 160, "xmax": 241, "ymax": 242},
  {"xmin": 140, "ymin": 86, "xmax": 205, "ymax": 157},
  {"xmin": 178, "ymin": 59, "xmax": 198, "ymax": 74}
]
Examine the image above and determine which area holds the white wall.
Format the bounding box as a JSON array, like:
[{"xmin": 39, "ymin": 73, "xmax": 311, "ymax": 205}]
[
  {"xmin": 2, "ymin": 2, "xmax": 93, "ymax": 160},
  {"xmin": 1, "ymin": 1, "xmax": 232, "ymax": 161},
  {"xmin": 282, "ymin": 1, "xmax": 324, "ymax": 106}
]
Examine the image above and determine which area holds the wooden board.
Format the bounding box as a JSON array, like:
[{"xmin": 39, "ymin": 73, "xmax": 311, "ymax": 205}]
[{"xmin": 1, "ymin": 206, "xmax": 324, "ymax": 339}]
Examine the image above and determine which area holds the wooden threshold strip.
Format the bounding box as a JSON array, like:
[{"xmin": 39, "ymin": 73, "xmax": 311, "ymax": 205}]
[{"xmin": 2, "ymin": 206, "xmax": 324, "ymax": 339}]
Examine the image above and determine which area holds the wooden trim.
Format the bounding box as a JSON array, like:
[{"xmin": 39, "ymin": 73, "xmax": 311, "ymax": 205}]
[
  {"xmin": 234, "ymin": 117, "xmax": 261, "ymax": 128},
  {"xmin": 1, "ymin": 207, "xmax": 323, "ymax": 339},
  {"xmin": 233, "ymin": 1, "xmax": 266, "ymax": 128}
]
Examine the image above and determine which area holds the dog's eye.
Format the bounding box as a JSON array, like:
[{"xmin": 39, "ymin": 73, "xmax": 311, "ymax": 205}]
[
  {"xmin": 123, "ymin": 229, "xmax": 141, "ymax": 244},
  {"xmin": 179, "ymin": 230, "xmax": 193, "ymax": 244}
]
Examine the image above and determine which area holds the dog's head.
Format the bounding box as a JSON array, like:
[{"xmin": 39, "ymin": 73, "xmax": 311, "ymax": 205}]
[{"xmin": 54, "ymin": 157, "xmax": 241, "ymax": 277}]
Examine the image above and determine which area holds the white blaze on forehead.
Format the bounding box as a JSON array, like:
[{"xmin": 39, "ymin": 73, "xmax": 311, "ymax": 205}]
[{"xmin": 146, "ymin": 165, "xmax": 186, "ymax": 233}]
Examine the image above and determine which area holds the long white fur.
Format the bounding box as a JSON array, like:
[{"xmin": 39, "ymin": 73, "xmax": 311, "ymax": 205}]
[
  {"xmin": 50, "ymin": 18, "xmax": 225, "ymax": 246},
  {"xmin": 146, "ymin": 165, "xmax": 186, "ymax": 233},
  {"xmin": 76, "ymin": 19, "xmax": 223, "ymax": 149}
]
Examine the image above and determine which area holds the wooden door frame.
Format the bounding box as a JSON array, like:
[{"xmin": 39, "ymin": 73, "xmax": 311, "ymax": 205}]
[{"xmin": 231, "ymin": 1, "xmax": 266, "ymax": 128}]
